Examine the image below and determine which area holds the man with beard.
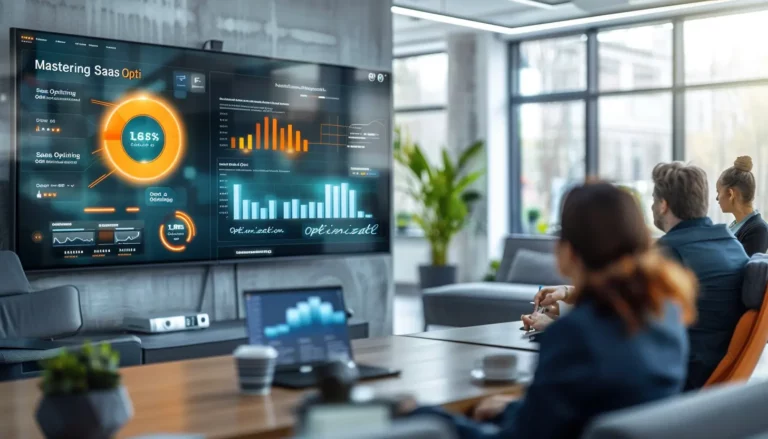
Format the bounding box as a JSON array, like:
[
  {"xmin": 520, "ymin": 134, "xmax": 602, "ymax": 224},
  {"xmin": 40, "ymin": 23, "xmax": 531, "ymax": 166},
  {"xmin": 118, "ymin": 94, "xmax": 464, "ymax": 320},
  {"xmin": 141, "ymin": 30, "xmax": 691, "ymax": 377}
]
[
  {"xmin": 531, "ymin": 162, "xmax": 748, "ymax": 390},
  {"xmin": 649, "ymin": 162, "xmax": 747, "ymax": 389}
]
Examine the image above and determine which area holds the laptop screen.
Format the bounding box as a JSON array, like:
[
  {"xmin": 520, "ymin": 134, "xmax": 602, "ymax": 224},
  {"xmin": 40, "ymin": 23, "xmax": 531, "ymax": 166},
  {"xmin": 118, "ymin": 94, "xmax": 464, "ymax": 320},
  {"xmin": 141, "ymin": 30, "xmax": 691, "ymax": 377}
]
[{"xmin": 244, "ymin": 287, "xmax": 353, "ymax": 367}]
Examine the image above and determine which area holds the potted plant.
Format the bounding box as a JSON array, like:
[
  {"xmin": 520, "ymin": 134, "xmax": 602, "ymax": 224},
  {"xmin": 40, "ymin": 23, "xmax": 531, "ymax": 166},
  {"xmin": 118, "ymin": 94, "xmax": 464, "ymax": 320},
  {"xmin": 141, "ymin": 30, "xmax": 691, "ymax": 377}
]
[
  {"xmin": 396, "ymin": 212, "xmax": 412, "ymax": 232},
  {"xmin": 482, "ymin": 260, "xmax": 501, "ymax": 282},
  {"xmin": 526, "ymin": 208, "xmax": 541, "ymax": 234},
  {"xmin": 394, "ymin": 126, "xmax": 484, "ymax": 288},
  {"xmin": 36, "ymin": 343, "xmax": 133, "ymax": 439}
]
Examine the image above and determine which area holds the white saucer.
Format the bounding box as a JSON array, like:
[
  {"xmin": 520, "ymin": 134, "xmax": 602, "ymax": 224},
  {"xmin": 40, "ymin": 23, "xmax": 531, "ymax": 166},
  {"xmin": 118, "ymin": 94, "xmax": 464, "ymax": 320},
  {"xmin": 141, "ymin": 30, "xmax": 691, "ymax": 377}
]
[{"xmin": 470, "ymin": 369, "xmax": 533, "ymax": 384}]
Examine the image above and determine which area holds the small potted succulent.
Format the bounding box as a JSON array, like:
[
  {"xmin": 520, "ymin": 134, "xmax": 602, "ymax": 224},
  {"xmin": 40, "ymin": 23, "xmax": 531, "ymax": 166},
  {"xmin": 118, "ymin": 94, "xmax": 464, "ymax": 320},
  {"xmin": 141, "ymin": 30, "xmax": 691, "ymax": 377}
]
[
  {"xmin": 36, "ymin": 343, "xmax": 133, "ymax": 439},
  {"xmin": 482, "ymin": 260, "xmax": 501, "ymax": 282},
  {"xmin": 396, "ymin": 212, "xmax": 413, "ymax": 232},
  {"xmin": 526, "ymin": 208, "xmax": 542, "ymax": 234}
]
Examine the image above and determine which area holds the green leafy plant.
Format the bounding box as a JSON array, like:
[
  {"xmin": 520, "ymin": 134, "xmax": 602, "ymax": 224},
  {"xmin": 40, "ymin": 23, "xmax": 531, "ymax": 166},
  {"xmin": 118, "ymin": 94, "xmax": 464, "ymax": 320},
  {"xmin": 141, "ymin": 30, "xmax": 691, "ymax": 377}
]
[
  {"xmin": 394, "ymin": 126, "xmax": 484, "ymax": 266},
  {"xmin": 526, "ymin": 208, "xmax": 541, "ymax": 225},
  {"xmin": 39, "ymin": 343, "xmax": 121, "ymax": 396},
  {"xmin": 483, "ymin": 259, "xmax": 501, "ymax": 282},
  {"xmin": 396, "ymin": 212, "xmax": 412, "ymax": 229}
]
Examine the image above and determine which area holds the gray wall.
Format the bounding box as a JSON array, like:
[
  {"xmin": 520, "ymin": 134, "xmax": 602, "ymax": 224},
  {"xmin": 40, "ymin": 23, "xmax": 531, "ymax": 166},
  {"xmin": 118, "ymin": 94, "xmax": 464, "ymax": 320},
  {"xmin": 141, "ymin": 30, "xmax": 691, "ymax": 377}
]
[{"xmin": 0, "ymin": 0, "xmax": 394, "ymax": 336}]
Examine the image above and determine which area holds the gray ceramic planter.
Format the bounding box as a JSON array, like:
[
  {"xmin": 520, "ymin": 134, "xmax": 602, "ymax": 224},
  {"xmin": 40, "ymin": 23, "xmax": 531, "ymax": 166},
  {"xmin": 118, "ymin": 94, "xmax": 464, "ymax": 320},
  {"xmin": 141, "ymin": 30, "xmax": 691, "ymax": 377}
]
[
  {"xmin": 36, "ymin": 386, "xmax": 133, "ymax": 439},
  {"xmin": 419, "ymin": 265, "xmax": 457, "ymax": 289}
]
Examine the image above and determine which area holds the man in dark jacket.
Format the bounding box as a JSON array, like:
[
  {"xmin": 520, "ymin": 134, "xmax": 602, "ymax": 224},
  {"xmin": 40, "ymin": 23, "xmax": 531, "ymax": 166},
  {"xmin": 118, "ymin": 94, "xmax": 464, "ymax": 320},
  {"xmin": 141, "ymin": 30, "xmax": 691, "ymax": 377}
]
[{"xmin": 652, "ymin": 162, "xmax": 748, "ymax": 390}]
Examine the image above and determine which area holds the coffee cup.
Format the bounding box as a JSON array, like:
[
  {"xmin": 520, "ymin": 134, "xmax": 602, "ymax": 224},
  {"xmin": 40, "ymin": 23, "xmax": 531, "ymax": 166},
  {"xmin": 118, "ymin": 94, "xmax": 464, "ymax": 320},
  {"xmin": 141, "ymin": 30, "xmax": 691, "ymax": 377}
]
[
  {"xmin": 476, "ymin": 354, "xmax": 518, "ymax": 381},
  {"xmin": 233, "ymin": 345, "xmax": 278, "ymax": 395}
]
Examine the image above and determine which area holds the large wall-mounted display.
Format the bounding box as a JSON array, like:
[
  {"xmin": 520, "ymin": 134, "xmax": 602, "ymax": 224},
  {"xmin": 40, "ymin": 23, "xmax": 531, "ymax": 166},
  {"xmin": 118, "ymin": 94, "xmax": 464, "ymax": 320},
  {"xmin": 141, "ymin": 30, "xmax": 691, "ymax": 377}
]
[{"xmin": 10, "ymin": 28, "xmax": 391, "ymax": 270}]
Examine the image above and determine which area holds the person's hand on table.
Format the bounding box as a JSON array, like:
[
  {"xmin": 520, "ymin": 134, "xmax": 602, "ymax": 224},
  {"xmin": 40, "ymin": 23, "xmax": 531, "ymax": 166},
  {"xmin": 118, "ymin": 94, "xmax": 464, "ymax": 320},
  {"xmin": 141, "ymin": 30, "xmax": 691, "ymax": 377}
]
[
  {"xmin": 521, "ymin": 312, "xmax": 554, "ymax": 331},
  {"xmin": 395, "ymin": 395, "xmax": 419, "ymax": 415},
  {"xmin": 471, "ymin": 394, "xmax": 518, "ymax": 421},
  {"xmin": 538, "ymin": 301, "xmax": 560, "ymax": 319},
  {"xmin": 533, "ymin": 285, "xmax": 574, "ymax": 311}
]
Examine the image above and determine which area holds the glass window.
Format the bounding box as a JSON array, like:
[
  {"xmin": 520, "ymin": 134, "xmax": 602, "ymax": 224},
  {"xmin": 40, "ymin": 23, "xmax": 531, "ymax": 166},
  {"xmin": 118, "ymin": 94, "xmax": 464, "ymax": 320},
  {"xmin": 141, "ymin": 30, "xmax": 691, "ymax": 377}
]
[
  {"xmin": 685, "ymin": 86, "xmax": 768, "ymax": 224},
  {"xmin": 519, "ymin": 36, "xmax": 587, "ymax": 96},
  {"xmin": 394, "ymin": 111, "xmax": 448, "ymax": 215},
  {"xmin": 520, "ymin": 101, "xmax": 585, "ymax": 232},
  {"xmin": 600, "ymin": 58, "xmax": 621, "ymax": 90},
  {"xmin": 393, "ymin": 53, "xmax": 448, "ymax": 108},
  {"xmin": 598, "ymin": 23, "xmax": 673, "ymax": 91},
  {"xmin": 393, "ymin": 53, "xmax": 448, "ymax": 221},
  {"xmin": 599, "ymin": 93, "xmax": 673, "ymax": 225},
  {"xmin": 685, "ymin": 10, "xmax": 768, "ymax": 85},
  {"xmin": 394, "ymin": 111, "xmax": 447, "ymax": 164}
]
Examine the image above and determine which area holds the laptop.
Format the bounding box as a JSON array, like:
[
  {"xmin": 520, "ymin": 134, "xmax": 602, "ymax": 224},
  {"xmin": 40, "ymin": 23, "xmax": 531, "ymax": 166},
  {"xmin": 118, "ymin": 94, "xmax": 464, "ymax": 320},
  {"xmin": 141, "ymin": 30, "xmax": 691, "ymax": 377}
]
[{"xmin": 243, "ymin": 286, "xmax": 400, "ymax": 389}]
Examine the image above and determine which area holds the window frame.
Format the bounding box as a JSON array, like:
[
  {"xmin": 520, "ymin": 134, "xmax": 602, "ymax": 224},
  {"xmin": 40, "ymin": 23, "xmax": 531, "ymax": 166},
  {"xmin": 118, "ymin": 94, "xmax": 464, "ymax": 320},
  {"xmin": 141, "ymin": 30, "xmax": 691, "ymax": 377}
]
[
  {"xmin": 393, "ymin": 51, "xmax": 448, "ymax": 113},
  {"xmin": 507, "ymin": 6, "xmax": 768, "ymax": 234},
  {"xmin": 393, "ymin": 52, "xmax": 448, "ymax": 232}
]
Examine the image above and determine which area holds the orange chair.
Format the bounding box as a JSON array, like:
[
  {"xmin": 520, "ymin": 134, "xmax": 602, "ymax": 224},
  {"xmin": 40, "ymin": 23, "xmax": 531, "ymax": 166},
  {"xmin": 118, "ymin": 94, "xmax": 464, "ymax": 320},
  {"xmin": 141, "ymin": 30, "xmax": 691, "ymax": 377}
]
[{"xmin": 704, "ymin": 284, "xmax": 768, "ymax": 386}]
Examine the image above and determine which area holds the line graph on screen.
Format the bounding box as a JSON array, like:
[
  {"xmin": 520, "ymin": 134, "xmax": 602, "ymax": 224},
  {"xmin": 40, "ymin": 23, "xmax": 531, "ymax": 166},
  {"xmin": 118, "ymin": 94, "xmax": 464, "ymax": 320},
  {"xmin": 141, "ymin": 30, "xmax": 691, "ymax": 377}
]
[
  {"xmin": 114, "ymin": 231, "xmax": 142, "ymax": 244},
  {"xmin": 52, "ymin": 232, "xmax": 96, "ymax": 247}
]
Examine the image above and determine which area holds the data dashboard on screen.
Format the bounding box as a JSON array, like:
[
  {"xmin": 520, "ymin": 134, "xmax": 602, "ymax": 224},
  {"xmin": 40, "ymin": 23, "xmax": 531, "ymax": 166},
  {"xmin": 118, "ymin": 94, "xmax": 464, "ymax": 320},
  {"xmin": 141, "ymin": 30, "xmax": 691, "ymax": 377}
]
[{"xmin": 10, "ymin": 29, "xmax": 391, "ymax": 270}]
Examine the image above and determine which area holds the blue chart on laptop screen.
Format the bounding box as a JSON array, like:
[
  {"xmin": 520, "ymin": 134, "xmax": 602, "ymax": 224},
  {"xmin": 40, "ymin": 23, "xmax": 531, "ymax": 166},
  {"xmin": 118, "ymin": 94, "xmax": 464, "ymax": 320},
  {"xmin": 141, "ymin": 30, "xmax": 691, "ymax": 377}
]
[{"xmin": 246, "ymin": 288, "xmax": 352, "ymax": 366}]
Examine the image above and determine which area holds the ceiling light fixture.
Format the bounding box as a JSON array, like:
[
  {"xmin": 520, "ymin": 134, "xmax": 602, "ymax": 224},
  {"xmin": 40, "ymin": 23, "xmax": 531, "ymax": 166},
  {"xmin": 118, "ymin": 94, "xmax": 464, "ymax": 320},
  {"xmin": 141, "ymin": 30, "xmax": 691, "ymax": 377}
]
[
  {"xmin": 507, "ymin": 0, "xmax": 557, "ymax": 9},
  {"xmin": 392, "ymin": 0, "xmax": 734, "ymax": 36},
  {"xmin": 392, "ymin": 6, "xmax": 514, "ymax": 33},
  {"xmin": 509, "ymin": 0, "xmax": 555, "ymax": 9}
]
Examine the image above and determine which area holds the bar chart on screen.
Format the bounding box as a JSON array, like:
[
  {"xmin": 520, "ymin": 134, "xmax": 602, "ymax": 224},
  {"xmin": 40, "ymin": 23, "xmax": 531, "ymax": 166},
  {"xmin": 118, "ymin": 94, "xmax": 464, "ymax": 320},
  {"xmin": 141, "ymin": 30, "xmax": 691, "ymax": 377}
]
[
  {"xmin": 219, "ymin": 112, "xmax": 386, "ymax": 157},
  {"xmin": 230, "ymin": 181, "xmax": 375, "ymax": 221},
  {"xmin": 263, "ymin": 296, "xmax": 346, "ymax": 339},
  {"xmin": 222, "ymin": 114, "xmax": 309, "ymax": 154}
]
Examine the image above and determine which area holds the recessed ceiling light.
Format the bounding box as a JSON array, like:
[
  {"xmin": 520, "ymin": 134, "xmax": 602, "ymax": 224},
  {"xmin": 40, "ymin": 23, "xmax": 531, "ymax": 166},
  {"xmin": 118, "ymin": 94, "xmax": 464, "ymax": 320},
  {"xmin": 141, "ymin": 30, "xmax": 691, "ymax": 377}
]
[
  {"xmin": 392, "ymin": 0, "xmax": 735, "ymax": 36},
  {"xmin": 507, "ymin": 0, "xmax": 557, "ymax": 9},
  {"xmin": 391, "ymin": 6, "xmax": 514, "ymax": 34}
]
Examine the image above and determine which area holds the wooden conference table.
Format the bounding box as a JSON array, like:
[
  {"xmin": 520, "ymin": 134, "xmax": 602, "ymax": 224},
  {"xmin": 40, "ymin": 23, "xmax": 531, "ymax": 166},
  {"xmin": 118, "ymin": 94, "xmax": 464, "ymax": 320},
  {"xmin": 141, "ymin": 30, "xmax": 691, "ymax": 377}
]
[
  {"xmin": 406, "ymin": 321, "xmax": 540, "ymax": 352},
  {"xmin": 0, "ymin": 332, "xmax": 537, "ymax": 439}
]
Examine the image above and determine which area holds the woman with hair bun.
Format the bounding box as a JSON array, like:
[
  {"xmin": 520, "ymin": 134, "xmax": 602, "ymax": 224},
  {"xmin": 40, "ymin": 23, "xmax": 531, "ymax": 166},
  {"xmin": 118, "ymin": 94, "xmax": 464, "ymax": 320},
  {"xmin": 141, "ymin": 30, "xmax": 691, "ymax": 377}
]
[{"xmin": 717, "ymin": 156, "xmax": 768, "ymax": 256}]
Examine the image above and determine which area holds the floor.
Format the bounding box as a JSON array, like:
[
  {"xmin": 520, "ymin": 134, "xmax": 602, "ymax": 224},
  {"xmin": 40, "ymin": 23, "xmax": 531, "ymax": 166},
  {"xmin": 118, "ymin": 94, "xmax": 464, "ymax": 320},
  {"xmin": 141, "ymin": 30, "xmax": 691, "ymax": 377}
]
[{"xmin": 392, "ymin": 285, "xmax": 768, "ymax": 382}]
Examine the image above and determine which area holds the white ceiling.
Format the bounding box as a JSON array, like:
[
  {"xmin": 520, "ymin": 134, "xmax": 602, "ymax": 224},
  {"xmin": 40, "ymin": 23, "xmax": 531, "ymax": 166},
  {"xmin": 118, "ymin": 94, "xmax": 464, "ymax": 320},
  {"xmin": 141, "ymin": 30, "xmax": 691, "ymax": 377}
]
[
  {"xmin": 391, "ymin": 0, "xmax": 734, "ymax": 52},
  {"xmin": 394, "ymin": 0, "xmax": 532, "ymax": 20}
]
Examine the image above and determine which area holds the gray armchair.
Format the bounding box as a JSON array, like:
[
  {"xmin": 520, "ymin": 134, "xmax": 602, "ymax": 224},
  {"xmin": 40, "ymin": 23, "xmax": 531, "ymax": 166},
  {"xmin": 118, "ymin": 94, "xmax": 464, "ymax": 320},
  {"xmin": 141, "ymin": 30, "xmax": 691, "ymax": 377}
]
[
  {"xmin": 0, "ymin": 251, "xmax": 141, "ymax": 381},
  {"xmin": 0, "ymin": 251, "xmax": 83, "ymax": 339},
  {"xmin": 421, "ymin": 235, "xmax": 565, "ymax": 329},
  {"xmin": 581, "ymin": 380, "xmax": 768, "ymax": 439}
]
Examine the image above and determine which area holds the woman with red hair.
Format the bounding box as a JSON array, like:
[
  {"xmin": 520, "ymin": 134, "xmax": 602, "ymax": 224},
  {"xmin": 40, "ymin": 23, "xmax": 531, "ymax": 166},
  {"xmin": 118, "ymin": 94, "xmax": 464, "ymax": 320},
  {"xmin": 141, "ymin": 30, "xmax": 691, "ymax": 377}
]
[{"xmin": 404, "ymin": 182, "xmax": 697, "ymax": 439}]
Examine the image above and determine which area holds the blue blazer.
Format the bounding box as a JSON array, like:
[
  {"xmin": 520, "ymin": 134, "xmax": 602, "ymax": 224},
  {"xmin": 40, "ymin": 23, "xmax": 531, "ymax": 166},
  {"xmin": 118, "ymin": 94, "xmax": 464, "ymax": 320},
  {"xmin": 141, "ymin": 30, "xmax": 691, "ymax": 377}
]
[
  {"xmin": 735, "ymin": 213, "xmax": 768, "ymax": 257},
  {"xmin": 658, "ymin": 217, "xmax": 748, "ymax": 389},
  {"xmin": 412, "ymin": 300, "xmax": 688, "ymax": 439}
]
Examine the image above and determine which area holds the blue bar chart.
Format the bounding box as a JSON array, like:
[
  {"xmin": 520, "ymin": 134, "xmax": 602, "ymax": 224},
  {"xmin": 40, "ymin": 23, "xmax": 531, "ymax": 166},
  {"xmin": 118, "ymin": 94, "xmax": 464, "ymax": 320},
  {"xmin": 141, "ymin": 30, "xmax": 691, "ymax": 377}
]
[
  {"xmin": 264, "ymin": 296, "xmax": 346, "ymax": 338},
  {"xmin": 231, "ymin": 182, "xmax": 375, "ymax": 221}
]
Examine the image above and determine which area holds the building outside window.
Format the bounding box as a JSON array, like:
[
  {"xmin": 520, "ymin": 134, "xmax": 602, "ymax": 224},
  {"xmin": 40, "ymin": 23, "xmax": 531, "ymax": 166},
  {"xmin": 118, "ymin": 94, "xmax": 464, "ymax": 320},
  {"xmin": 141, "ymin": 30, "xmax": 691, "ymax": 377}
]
[
  {"xmin": 684, "ymin": 10, "xmax": 768, "ymax": 223},
  {"xmin": 511, "ymin": 9, "xmax": 768, "ymax": 233},
  {"xmin": 393, "ymin": 53, "xmax": 448, "ymax": 231}
]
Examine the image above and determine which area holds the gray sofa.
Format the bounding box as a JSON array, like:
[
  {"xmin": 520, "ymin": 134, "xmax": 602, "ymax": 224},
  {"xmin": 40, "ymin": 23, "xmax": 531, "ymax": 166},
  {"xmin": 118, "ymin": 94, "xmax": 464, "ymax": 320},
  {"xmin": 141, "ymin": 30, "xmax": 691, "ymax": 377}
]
[
  {"xmin": 422, "ymin": 235, "xmax": 565, "ymax": 329},
  {"xmin": 582, "ymin": 380, "xmax": 768, "ymax": 439}
]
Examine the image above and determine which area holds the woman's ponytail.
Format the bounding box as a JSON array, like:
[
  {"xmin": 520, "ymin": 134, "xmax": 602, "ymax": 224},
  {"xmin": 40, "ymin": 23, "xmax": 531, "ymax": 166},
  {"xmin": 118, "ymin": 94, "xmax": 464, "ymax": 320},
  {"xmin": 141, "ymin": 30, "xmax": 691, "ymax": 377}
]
[{"xmin": 574, "ymin": 251, "xmax": 697, "ymax": 333}]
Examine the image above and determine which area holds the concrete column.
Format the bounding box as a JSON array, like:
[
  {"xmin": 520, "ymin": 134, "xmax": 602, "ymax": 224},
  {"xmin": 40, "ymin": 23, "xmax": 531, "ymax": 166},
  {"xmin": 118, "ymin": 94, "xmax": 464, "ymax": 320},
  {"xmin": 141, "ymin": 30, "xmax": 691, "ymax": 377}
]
[
  {"xmin": 446, "ymin": 33, "xmax": 485, "ymax": 282},
  {"xmin": 446, "ymin": 32, "xmax": 510, "ymax": 282},
  {"xmin": 477, "ymin": 34, "xmax": 510, "ymax": 262}
]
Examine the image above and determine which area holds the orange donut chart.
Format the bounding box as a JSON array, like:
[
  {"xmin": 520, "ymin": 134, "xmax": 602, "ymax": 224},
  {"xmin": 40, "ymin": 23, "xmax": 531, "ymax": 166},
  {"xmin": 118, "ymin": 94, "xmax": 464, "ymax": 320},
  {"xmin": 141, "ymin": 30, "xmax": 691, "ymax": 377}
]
[
  {"xmin": 159, "ymin": 210, "xmax": 197, "ymax": 252},
  {"xmin": 101, "ymin": 94, "xmax": 185, "ymax": 184}
]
